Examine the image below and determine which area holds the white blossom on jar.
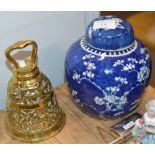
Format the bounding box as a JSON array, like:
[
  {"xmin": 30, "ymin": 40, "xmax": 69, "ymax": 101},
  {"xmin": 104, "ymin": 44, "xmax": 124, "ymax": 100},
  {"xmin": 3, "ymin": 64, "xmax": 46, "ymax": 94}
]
[
  {"xmin": 72, "ymin": 90, "xmax": 78, "ymax": 96},
  {"xmin": 127, "ymin": 58, "xmax": 138, "ymax": 63},
  {"xmin": 145, "ymin": 53, "xmax": 150, "ymax": 60},
  {"xmin": 137, "ymin": 66, "xmax": 150, "ymax": 82},
  {"xmin": 140, "ymin": 47, "xmax": 146, "ymax": 54},
  {"xmin": 82, "ymin": 54, "xmax": 95, "ymax": 60},
  {"xmin": 139, "ymin": 59, "xmax": 146, "ymax": 64},
  {"xmin": 82, "ymin": 71, "xmax": 94, "ymax": 78},
  {"xmin": 115, "ymin": 77, "xmax": 128, "ymax": 84},
  {"xmin": 104, "ymin": 95, "xmax": 119, "ymax": 104},
  {"xmin": 94, "ymin": 96, "xmax": 105, "ymax": 105},
  {"xmin": 123, "ymin": 63, "xmax": 135, "ymax": 71},
  {"xmin": 86, "ymin": 62, "xmax": 96, "ymax": 70},
  {"xmin": 73, "ymin": 72, "xmax": 80, "ymax": 80},
  {"xmin": 113, "ymin": 60, "xmax": 124, "ymax": 67},
  {"xmin": 106, "ymin": 86, "xmax": 120, "ymax": 92}
]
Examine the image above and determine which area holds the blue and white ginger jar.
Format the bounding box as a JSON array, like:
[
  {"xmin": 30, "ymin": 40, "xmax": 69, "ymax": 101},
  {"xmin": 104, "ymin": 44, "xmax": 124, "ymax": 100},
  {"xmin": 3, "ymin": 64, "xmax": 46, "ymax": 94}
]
[{"xmin": 65, "ymin": 16, "xmax": 152, "ymax": 118}]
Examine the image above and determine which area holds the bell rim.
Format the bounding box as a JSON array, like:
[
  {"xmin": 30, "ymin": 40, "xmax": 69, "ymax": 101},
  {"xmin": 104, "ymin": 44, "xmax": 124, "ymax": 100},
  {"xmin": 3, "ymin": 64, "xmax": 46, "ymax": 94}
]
[{"xmin": 5, "ymin": 109, "xmax": 66, "ymax": 142}]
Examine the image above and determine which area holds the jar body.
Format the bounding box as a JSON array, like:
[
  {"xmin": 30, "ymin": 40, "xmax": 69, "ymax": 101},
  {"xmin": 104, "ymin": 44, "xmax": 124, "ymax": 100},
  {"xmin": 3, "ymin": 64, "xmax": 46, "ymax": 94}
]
[{"xmin": 65, "ymin": 38, "xmax": 152, "ymax": 118}]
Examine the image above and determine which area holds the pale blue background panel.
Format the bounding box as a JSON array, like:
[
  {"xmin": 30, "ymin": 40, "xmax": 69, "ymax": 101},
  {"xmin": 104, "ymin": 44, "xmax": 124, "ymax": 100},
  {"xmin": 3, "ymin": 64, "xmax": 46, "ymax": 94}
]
[{"xmin": 0, "ymin": 11, "xmax": 99, "ymax": 109}]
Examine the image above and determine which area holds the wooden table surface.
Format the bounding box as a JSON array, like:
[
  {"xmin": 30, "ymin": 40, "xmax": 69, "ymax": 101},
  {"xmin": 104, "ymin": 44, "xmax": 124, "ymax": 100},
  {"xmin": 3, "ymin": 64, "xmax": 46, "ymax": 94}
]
[{"xmin": 0, "ymin": 84, "xmax": 155, "ymax": 144}]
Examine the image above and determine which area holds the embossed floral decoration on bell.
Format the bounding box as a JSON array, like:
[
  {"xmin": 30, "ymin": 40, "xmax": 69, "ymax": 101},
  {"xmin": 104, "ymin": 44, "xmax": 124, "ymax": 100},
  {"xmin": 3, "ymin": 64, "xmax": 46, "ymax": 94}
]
[{"xmin": 5, "ymin": 40, "xmax": 65, "ymax": 142}]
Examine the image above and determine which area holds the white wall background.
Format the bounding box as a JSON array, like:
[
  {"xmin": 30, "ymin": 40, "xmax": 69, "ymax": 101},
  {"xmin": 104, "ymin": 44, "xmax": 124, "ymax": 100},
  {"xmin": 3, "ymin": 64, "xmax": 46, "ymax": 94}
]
[{"xmin": 0, "ymin": 11, "xmax": 99, "ymax": 109}]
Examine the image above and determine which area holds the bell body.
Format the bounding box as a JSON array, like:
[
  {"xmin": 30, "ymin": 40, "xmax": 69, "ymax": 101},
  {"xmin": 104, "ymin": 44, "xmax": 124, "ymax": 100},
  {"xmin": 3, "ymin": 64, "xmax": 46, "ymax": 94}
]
[
  {"xmin": 65, "ymin": 16, "xmax": 152, "ymax": 118},
  {"xmin": 5, "ymin": 41, "xmax": 65, "ymax": 142}
]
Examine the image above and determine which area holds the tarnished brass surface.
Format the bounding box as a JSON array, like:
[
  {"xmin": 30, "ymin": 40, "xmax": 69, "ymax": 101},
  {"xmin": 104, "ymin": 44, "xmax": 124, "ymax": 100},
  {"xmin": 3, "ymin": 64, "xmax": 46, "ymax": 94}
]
[{"xmin": 5, "ymin": 40, "xmax": 65, "ymax": 142}]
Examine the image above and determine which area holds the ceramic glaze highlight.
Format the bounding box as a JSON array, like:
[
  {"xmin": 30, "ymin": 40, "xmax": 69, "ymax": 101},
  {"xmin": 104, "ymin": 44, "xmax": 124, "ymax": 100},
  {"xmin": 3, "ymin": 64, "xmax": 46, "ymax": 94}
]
[{"xmin": 65, "ymin": 16, "xmax": 152, "ymax": 118}]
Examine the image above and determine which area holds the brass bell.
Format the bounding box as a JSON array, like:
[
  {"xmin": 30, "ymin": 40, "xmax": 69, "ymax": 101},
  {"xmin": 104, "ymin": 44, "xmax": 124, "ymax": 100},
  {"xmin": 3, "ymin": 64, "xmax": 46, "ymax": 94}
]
[{"xmin": 5, "ymin": 40, "xmax": 65, "ymax": 142}]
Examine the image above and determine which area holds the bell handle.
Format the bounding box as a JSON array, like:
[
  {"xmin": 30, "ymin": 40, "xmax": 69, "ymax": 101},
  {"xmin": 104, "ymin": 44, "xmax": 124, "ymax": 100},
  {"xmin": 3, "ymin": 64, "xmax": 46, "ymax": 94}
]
[{"xmin": 5, "ymin": 40, "xmax": 38, "ymax": 70}]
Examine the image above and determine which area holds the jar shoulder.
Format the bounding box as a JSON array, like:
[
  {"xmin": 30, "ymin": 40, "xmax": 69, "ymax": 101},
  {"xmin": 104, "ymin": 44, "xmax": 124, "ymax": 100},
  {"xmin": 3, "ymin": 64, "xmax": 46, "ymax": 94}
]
[{"xmin": 66, "ymin": 38, "xmax": 151, "ymax": 68}]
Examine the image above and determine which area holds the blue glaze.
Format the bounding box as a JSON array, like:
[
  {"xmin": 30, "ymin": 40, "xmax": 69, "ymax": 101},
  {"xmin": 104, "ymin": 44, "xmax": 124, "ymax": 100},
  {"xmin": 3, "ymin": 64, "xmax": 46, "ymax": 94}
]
[
  {"xmin": 65, "ymin": 16, "xmax": 152, "ymax": 118},
  {"xmin": 85, "ymin": 16, "xmax": 134, "ymax": 50}
]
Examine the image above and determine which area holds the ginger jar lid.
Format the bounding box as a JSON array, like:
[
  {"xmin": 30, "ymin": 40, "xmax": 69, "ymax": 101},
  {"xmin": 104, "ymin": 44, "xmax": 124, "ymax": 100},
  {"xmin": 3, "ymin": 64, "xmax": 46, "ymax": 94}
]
[{"xmin": 85, "ymin": 16, "xmax": 135, "ymax": 50}]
